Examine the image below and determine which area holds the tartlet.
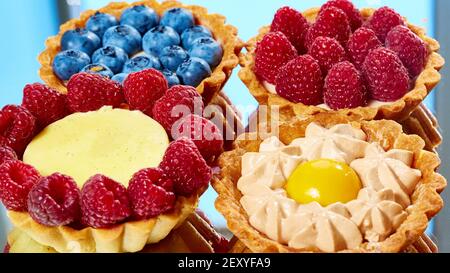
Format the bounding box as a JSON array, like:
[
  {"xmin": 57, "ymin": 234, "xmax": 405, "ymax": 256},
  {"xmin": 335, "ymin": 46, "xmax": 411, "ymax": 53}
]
[
  {"xmin": 239, "ymin": 7, "xmax": 444, "ymax": 121},
  {"xmin": 0, "ymin": 73, "xmax": 221, "ymax": 252},
  {"xmin": 2, "ymin": 106, "xmax": 210, "ymax": 253},
  {"xmin": 213, "ymin": 117, "xmax": 446, "ymax": 253},
  {"xmin": 39, "ymin": 0, "xmax": 243, "ymax": 103}
]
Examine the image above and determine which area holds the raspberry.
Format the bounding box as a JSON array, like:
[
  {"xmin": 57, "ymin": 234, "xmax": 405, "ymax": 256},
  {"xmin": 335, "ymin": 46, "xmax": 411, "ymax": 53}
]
[
  {"xmin": 128, "ymin": 168, "xmax": 176, "ymax": 220},
  {"xmin": 0, "ymin": 161, "xmax": 41, "ymax": 211},
  {"xmin": 365, "ymin": 6, "xmax": 405, "ymax": 42},
  {"xmin": 130, "ymin": 168, "xmax": 173, "ymax": 192},
  {"xmin": 347, "ymin": 27, "xmax": 382, "ymax": 70},
  {"xmin": 270, "ymin": 6, "xmax": 310, "ymax": 54},
  {"xmin": 67, "ymin": 72, "xmax": 124, "ymax": 113},
  {"xmin": 309, "ymin": 36, "xmax": 347, "ymax": 74},
  {"xmin": 81, "ymin": 174, "xmax": 131, "ymax": 228},
  {"xmin": 27, "ymin": 173, "xmax": 80, "ymax": 227},
  {"xmin": 324, "ymin": 61, "xmax": 368, "ymax": 110},
  {"xmin": 22, "ymin": 83, "xmax": 68, "ymax": 129},
  {"xmin": 386, "ymin": 25, "xmax": 428, "ymax": 78},
  {"xmin": 123, "ymin": 69, "xmax": 168, "ymax": 116},
  {"xmin": 172, "ymin": 114, "xmax": 224, "ymax": 161},
  {"xmin": 3, "ymin": 244, "xmax": 10, "ymax": 253},
  {"xmin": 159, "ymin": 138, "xmax": 212, "ymax": 196},
  {"xmin": 0, "ymin": 145, "xmax": 18, "ymax": 166},
  {"xmin": 275, "ymin": 55, "xmax": 323, "ymax": 105},
  {"xmin": 0, "ymin": 105, "xmax": 36, "ymax": 157},
  {"xmin": 363, "ymin": 47, "xmax": 410, "ymax": 102},
  {"xmin": 305, "ymin": 6, "xmax": 351, "ymax": 49},
  {"xmin": 254, "ymin": 32, "xmax": 298, "ymax": 84},
  {"xmin": 152, "ymin": 85, "xmax": 204, "ymax": 132},
  {"xmin": 320, "ymin": 0, "xmax": 363, "ymax": 31}
]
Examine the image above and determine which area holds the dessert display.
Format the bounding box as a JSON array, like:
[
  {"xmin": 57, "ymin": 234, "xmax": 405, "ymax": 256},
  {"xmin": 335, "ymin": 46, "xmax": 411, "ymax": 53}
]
[
  {"xmin": 0, "ymin": 67, "xmax": 226, "ymax": 253},
  {"xmin": 1, "ymin": 0, "xmax": 448, "ymax": 255},
  {"xmin": 39, "ymin": 0, "xmax": 242, "ymax": 103},
  {"xmin": 239, "ymin": 0, "xmax": 445, "ymax": 121},
  {"xmin": 213, "ymin": 117, "xmax": 446, "ymax": 252}
]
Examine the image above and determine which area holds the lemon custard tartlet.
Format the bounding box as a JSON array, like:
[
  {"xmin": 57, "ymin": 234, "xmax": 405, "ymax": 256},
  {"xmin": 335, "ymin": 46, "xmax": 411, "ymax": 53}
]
[
  {"xmin": 213, "ymin": 118, "xmax": 446, "ymax": 253},
  {"xmin": 6, "ymin": 211, "xmax": 229, "ymax": 253},
  {"xmin": 239, "ymin": 1, "xmax": 444, "ymax": 121},
  {"xmin": 39, "ymin": 0, "xmax": 242, "ymax": 103},
  {"xmin": 0, "ymin": 63, "xmax": 224, "ymax": 252}
]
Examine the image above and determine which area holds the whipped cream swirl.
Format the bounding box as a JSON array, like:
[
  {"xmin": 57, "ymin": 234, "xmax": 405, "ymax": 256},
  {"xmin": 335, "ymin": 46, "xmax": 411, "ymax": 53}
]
[
  {"xmin": 291, "ymin": 123, "xmax": 368, "ymax": 164},
  {"xmin": 347, "ymin": 188, "xmax": 408, "ymax": 242},
  {"xmin": 350, "ymin": 143, "xmax": 422, "ymax": 208}
]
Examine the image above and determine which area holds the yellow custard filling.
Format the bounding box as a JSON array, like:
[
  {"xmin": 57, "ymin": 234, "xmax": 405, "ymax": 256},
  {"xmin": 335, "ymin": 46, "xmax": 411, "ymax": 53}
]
[{"xmin": 23, "ymin": 107, "xmax": 169, "ymax": 187}]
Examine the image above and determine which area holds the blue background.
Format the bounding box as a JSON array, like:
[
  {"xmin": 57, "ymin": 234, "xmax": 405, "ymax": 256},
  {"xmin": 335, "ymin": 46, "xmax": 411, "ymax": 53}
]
[{"xmin": 0, "ymin": 0, "xmax": 438, "ymax": 245}]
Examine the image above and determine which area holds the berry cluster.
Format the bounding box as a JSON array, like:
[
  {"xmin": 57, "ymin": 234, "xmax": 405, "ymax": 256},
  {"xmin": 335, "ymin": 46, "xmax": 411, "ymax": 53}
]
[
  {"xmin": 53, "ymin": 6, "xmax": 223, "ymax": 88},
  {"xmin": 1, "ymin": 68, "xmax": 224, "ymax": 230},
  {"xmin": 254, "ymin": 0, "xmax": 428, "ymax": 110}
]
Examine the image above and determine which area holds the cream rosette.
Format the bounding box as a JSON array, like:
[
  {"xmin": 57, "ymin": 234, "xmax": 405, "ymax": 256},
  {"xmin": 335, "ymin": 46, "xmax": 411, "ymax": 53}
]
[
  {"xmin": 290, "ymin": 123, "xmax": 368, "ymax": 164},
  {"xmin": 347, "ymin": 188, "xmax": 408, "ymax": 243},
  {"xmin": 351, "ymin": 143, "xmax": 422, "ymax": 208}
]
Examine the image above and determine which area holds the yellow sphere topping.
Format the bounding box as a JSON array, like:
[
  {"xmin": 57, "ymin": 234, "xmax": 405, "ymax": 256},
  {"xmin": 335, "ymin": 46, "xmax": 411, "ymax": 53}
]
[{"xmin": 286, "ymin": 159, "xmax": 362, "ymax": 207}]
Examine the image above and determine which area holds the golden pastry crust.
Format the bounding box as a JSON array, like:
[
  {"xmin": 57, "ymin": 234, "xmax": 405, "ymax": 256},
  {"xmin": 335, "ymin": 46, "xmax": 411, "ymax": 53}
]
[
  {"xmin": 7, "ymin": 212, "xmax": 219, "ymax": 253},
  {"xmin": 39, "ymin": 0, "xmax": 243, "ymax": 103},
  {"xmin": 239, "ymin": 8, "xmax": 445, "ymax": 122},
  {"xmin": 8, "ymin": 189, "xmax": 205, "ymax": 253},
  {"xmin": 213, "ymin": 117, "xmax": 446, "ymax": 253}
]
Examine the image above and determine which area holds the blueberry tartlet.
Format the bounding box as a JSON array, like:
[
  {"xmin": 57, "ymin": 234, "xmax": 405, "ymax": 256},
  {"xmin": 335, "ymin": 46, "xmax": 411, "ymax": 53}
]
[
  {"xmin": 239, "ymin": 1, "xmax": 444, "ymax": 121},
  {"xmin": 39, "ymin": 0, "xmax": 242, "ymax": 103}
]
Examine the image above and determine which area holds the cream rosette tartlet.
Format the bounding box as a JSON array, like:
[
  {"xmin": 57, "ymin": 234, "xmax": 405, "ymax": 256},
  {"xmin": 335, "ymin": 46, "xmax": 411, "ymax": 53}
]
[{"xmin": 213, "ymin": 118, "xmax": 446, "ymax": 253}]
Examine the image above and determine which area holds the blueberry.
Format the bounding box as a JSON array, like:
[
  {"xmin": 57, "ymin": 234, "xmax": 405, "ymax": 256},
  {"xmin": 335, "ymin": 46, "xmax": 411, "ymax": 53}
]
[
  {"xmin": 81, "ymin": 64, "xmax": 114, "ymax": 78},
  {"xmin": 53, "ymin": 50, "xmax": 91, "ymax": 81},
  {"xmin": 160, "ymin": 45, "xmax": 189, "ymax": 72},
  {"xmin": 111, "ymin": 73, "xmax": 129, "ymax": 85},
  {"xmin": 123, "ymin": 54, "xmax": 161, "ymax": 73},
  {"xmin": 103, "ymin": 25, "xmax": 142, "ymax": 55},
  {"xmin": 189, "ymin": 37, "xmax": 223, "ymax": 68},
  {"xmin": 86, "ymin": 12, "xmax": 118, "ymax": 38},
  {"xmin": 120, "ymin": 5, "xmax": 159, "ymax": 35},
  {"xmin": 176, "ymin": 57, "xmax": 211, "ymax": 87},
  {"xmin": 92, "ymin": 46, "xmax": 128, "ymax": 74},
  {"xmin": 142, "ymin": 26, "xmax": 180, "ymax": 56},
  {"xmin": 61, "ymin": 28, "xmax": 101, "ymax": 56},
  {"xmin": 160, "ymin": 8, "xmax": 194, "ymax": 34},
  {"xmin": 181, "ymin": 26, "xmax": 212, "ymax": 50},
  {"xmin": 162, "ymin": 69, "xmax": 180, "ymax": 87}
]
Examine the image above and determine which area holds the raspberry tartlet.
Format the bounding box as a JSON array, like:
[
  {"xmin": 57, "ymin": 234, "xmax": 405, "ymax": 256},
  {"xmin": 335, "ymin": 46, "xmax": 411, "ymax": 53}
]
[
  {"xmin": 240, "ymin": 1, "xmax": 444, "ymax": 121},
  {"xmin": 39, "ymin": 0, "xmax": 242, "ymax": 103},
  {"xmin": 0, "ymin": 70, "xmax": 224, "ymax": 253},
  {"xmin": 213, "ymin": 117, "xmax": 446, "ymax": 252}
]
